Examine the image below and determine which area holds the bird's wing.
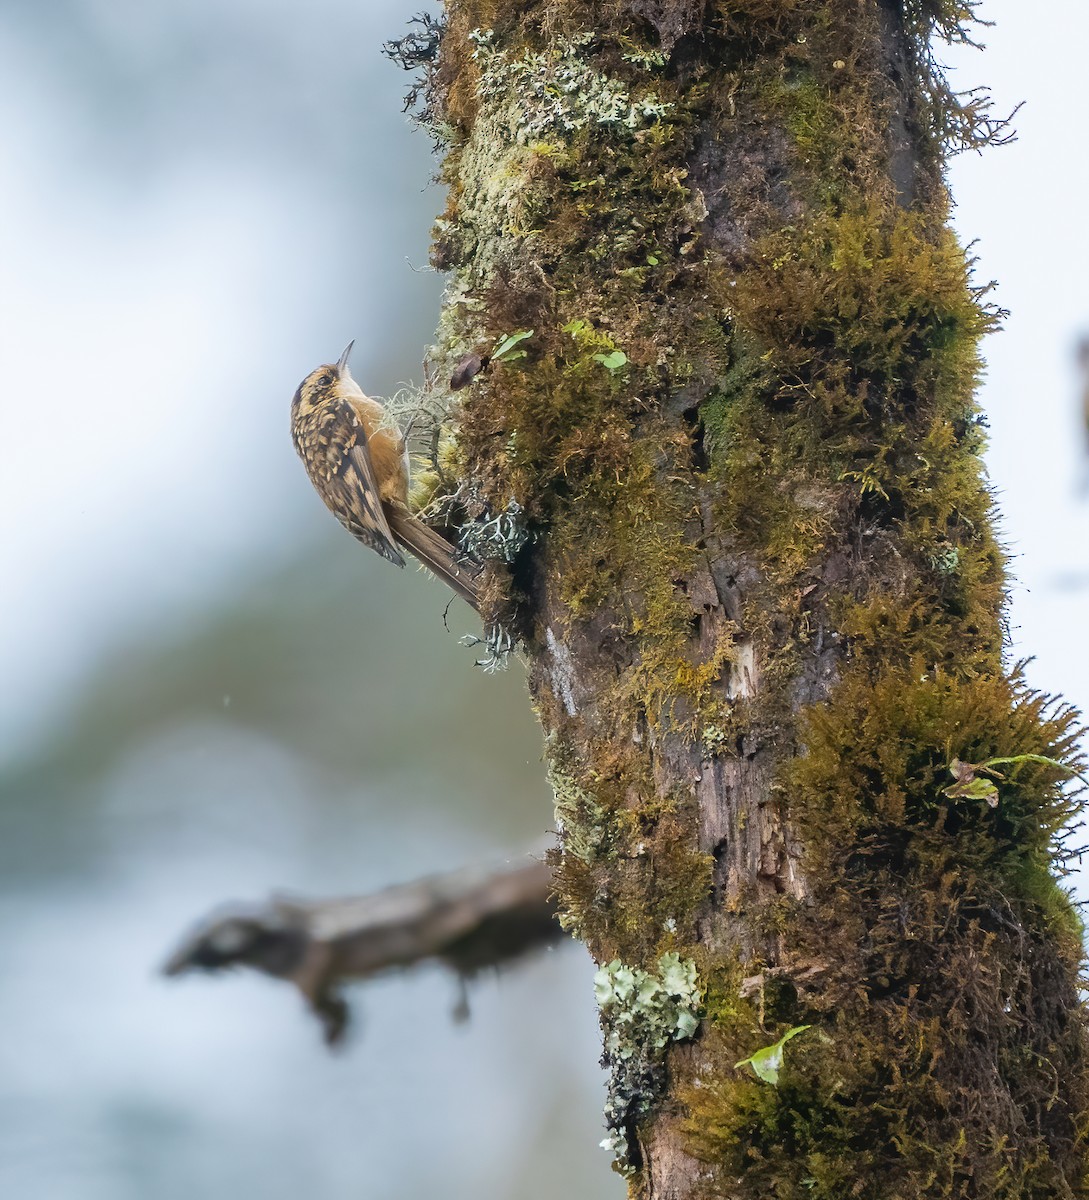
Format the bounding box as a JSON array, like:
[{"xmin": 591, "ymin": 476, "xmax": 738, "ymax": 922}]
[{"xmin": 316, "ymin": 399, "xmax": 405, "ymax": 566}]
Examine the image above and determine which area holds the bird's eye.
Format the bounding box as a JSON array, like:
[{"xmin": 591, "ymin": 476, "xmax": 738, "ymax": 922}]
[{"xmin": 318, "ymin": 371, "xmax": 335, "ymax": 387}]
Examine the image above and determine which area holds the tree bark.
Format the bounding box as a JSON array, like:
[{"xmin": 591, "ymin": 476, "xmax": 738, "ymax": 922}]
[{"xmin": 416, "ymin": 0, "xmax": 1089, "ymax": 1195}]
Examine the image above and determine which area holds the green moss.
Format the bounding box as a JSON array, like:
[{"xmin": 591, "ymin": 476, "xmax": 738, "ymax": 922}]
[
  {"xmin": 545, "ymin": 727, "xmax": 712, "ymax": 966},
  {"xmin": 683, "ymin": 881, "xmax": 1089, "ymax": 1196},
  {"xmin": 550, "ymin": 433, "xmax": 737, "ymax": 732},
  {"xmin": 670, "ymin": 665, "xmax": 1089, "ymax": 1194},
  {"xmin": 786, "ymin": 665, "xmax": 1083, "ymax": 874},
  {"xmin": 551, "ymin": 783, "xmax": 714, "ymax": 962},
  {"xmin": 1010, "ymin": 851, "xmax": 1087, "ymax": 949},
  {"xmin": 726, "ymin": 207, "xmax": 995, "ymax": 411}
]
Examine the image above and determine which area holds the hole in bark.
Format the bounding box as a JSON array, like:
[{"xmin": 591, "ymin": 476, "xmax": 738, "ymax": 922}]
[
  {"xmin": 623, "ymin": 1119, "xmax": 645, "ymax": 1171},
  {"xmin": 681, "ymin": 404, "xmax": 709, "ymax": 471},
  {"xmin": 709, "ymin": 836, "xmax": 732, "ymax": 899},
  {"xmin": 857, "ymin": 485, "xmax": 904, "ymax": 526},
  {"xmin": 506, "ymin": 534, "xmax": 545, "ymax": 635}
]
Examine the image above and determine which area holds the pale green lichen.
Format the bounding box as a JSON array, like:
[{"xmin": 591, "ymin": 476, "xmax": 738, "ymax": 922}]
[
  {"xmin": 549, "ymin": 765, "xmax": 611, "ymax": 867},
  {"xmin": 457, "ymin": 496, "xmax": 531, "ymax": 562},
  {"xmin": 470, "ymin": 29, "xmax": 673, "ymax": 139},
  {"xmin": 594, "ymin": 952, "xmax": 702, "ymax": 1171},
  {"xmin": 458, "ymin": 623, "xmax": 515, "ymax": 673},
  {"xmin": 702, "ymin": 724, "xmax": 730, "ymax": 754},
  {"xmin": 445, "ymin": 29, "xmax": 673, "ymax": 286},
  {"xmin": 928, "ymin": 544, "xmax": 961, "ymax": 576},
  {"xmin": 445, "ymin": 129, "xmax": 539, "ymax": 282},
  {"xmin": 595, "ymin": 952, "xmax": 702, "ymax": 1051}
]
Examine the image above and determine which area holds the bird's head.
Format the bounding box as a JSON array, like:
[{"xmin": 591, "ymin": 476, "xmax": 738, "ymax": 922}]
[{"xmin": 291, "ymin": 340, "xmax": 364, "ymax": 416}]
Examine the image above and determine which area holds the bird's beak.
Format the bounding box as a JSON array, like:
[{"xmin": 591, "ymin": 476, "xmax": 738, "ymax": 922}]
[{"xmin": 336, "ymin": 340, "xmax": 355, "ymax": 378}]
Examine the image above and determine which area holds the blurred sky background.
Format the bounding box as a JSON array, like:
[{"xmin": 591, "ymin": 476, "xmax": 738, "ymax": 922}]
[{"xmin": 0, "ymin": 1, "xmax": 1086, "ymax": 1198}]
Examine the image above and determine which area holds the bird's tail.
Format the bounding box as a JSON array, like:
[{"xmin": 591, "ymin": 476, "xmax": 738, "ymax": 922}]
[{"xmin": 386, "ymin": 507, "xmax": 481, "ymax": 611}]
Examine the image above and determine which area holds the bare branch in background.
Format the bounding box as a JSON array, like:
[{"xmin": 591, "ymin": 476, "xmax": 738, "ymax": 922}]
[
  {"xmin": 163, "ymin": 857, "xmax": 562, "ymax": 1045},
  {"xmin": 1078, "ymin": 335, "xmax": 1089, "ymax": 469}
]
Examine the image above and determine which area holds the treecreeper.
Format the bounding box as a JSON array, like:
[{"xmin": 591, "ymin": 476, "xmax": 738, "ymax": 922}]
[{"xmin": 290, "ymin": 342, "xmax": 480, "ymax": 610}]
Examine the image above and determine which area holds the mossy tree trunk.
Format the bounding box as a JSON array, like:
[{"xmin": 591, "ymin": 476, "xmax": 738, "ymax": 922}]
[{"xmin": 413, "ymin": 1, "xmax": 1089, "ymax": 1194}]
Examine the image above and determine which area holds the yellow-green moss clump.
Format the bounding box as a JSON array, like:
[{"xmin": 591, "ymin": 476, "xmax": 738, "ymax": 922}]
[{"xmin": 678, "ymin": 674, "xmax": 1087, "ymax": 1197}]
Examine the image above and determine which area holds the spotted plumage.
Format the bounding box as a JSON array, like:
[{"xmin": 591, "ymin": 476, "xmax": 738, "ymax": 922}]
[
  {"xmin": 291, "ymin": 374, "xmax": 405, "ymax": 565},
  {"xmin": 290, "ymin": 343, "xmax": 480, "ymax": 609}
]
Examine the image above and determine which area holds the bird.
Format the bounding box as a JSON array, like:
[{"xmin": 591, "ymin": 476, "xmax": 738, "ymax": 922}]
[{"xmin": 291, "ymin": 342, "xmax": 480, "ymax": 609}]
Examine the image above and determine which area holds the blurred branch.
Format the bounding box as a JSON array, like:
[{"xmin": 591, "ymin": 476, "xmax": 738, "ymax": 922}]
[
  {"xmin": 163, "ymin": 856, "xmax": 562, "ymax": 1045},
  {"xmin": 1079, "ymin": 335, "xmax": 1089, "ymax": 472}
]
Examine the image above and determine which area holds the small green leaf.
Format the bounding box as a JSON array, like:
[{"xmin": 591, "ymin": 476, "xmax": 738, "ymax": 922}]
[
  {"xmin": 561, "ymin": 318, "xmax": 591, "ymax": 337},
  {"xmin": 593, "ymin": 350, "xmax": 628, "ymax": 371},
  {"xmin": 646, "ymin": 254, "xmax": 659, "ymax": 265},
  {"xmin": 735, "ymin": 1025, "xmax": 811, "ymax": 1086},
  {"xmin": 942, "ymin": 753, "xmax": 1088, "ymax": 808},
  {"xmin": 493, "ymin": 330, "xmax": 534, "ymax": 361},
  {"xmin": 944, "ymin": 776, "xmax": 1001, "ymax": 806}
]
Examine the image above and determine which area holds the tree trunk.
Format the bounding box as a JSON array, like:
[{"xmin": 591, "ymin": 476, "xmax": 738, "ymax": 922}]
[{"xmin": 413, "ymin": 1, "xmax": 1089, "ymax": 1194}]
